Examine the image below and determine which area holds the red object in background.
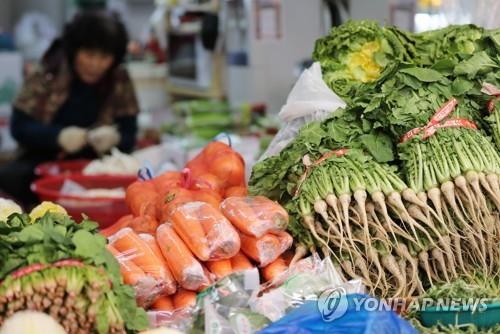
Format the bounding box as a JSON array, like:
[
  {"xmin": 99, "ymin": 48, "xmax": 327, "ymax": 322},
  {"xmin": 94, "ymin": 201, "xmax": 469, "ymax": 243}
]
[
  {"xmin": 35, "ymin": 160, "xmax": 91, "ymax": 178},
  {"xmin": 31, "ymin": 174, "xmax": 137, "ymax": 228}
]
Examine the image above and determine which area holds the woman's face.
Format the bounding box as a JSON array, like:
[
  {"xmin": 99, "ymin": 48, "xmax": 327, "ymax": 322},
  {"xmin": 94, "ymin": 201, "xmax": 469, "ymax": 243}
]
[{"xmin": 74, "ymin": 49, "xmax": 114, "ymax": 84}]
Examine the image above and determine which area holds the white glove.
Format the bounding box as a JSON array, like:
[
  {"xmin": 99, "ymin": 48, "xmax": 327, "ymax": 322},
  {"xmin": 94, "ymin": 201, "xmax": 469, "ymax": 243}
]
[
  {"xmin": 58, "ymin": 127, "xmax": 87, "ymax": 153},
  {"xmin": 88, "ymin": 125, "xmax": 121, "ymax": 154}
]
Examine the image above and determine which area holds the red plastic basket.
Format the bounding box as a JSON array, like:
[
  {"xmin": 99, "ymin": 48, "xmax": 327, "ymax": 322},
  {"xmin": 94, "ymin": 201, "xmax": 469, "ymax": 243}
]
[
  {"xmin": 31, "ymin": 174, "xmax": 136, "ymax": 228},
  {"xmin": 35, "ymin": 160, "xmax": 91, "ymax": 177}
]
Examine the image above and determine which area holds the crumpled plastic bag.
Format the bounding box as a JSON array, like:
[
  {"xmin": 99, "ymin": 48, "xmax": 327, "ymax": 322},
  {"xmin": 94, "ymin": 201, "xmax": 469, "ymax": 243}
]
[{"xmin": 259, "ymin": 62, "xmax": 346, "ymax": 160}]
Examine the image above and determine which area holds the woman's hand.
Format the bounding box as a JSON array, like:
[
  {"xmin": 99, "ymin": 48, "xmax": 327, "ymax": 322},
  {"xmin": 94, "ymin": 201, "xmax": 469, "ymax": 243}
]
[
  {"xmin": 88, "ymin": 125, "xmax": 121, "ymax": 154},
  {"xmin": 58, "ymin": 127, "xmax": 88, "ymax": 153}
]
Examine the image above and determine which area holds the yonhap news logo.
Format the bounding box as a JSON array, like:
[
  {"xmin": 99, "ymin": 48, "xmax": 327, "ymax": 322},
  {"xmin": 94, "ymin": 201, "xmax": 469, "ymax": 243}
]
[
  {"xmin": 317, "ymin": 288, "xmax": 490, "ymax": 322},
  {"xmin": 317, "ymin": 287, "xmax": 349, "ymax": 322}
]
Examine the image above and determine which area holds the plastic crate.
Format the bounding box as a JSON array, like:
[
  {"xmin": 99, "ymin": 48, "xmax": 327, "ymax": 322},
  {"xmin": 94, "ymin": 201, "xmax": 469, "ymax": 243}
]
[{"xmin": 31, "ymin": 174, "xmax": 136, "ymax": 228}]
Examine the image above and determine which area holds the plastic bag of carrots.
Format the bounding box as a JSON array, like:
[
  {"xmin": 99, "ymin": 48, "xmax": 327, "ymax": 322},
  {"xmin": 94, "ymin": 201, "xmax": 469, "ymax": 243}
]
[
  {"xmin": 186, "ymin": 141, "xmax": 246, "ymax": 189},
  {"xmin": 108, "ymin": 228, "xmax": 177, "ymax": 306},
  {"xmin": 156, "ymin": 224, "xmax": 212, "ymax": 291},
  {"xmin": 239, "ymin": 231, "xmax": 293, "ymax": 267},
  {"xmin": 170, "ymin": 201, "xmax": 240, "ymax": 261},
  {"xmin": 221, "ymin": 196, "xmax": 289, "ymax": 238},
  {"xmin": 205, "ymin": 251, "xmax": 254, "ymax": 279}
]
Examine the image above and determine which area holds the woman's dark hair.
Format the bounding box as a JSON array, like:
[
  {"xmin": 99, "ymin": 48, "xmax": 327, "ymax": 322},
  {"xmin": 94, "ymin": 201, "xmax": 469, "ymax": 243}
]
[{"xmin": 43, "ymin": 11, "xmax": 128, "ymax": 73}]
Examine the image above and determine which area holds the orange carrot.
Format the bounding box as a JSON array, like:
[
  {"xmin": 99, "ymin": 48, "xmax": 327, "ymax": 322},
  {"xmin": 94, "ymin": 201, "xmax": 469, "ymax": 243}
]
[
  {"xmin": 221, "ymin": 196, "xmax": 288, "ymax": 237},
  {"xmin": 151, "ymin": 295, "xmax": 175, "ymax": 312},
  {"xmin": 208, "ymin": 151, "xmax": 245, "ymax": 188},
  {"xmin": 224, "ymin": 186, "xmax": 248, "ymax": 198},
  {"xmin": 206, "ymin": 259, "xmax": 232, "ymax": 279},
  {"xmin": 107, "ymin": 245, "xmax": 146, "ymax": 286},
  {"xmin": 100, "ymin": 215, "xmax": 134, "ymax": 238},
  {"xmin": 230, "ymin": 252, "xmax": 254, "ymax": 272},
  {"xmin": 111, "ymin": 228, "xmax": 169, "ymax": 282},
  {"xmin": 262, "ymin": 256, "xmax": 288, "ymax": 282},
  {"xmin": 192, "ymin": 173, "xmax": 224, "ymax": 195},
  {"xmin": 156, "ymin": 224, "xmax": 209, "ymax": 290},
  {"xmin": 239, "ymin": 233, "xmax": 282, "ymax": 267},
  {"xmin": 138, "ymin": 233, "xmax": 177, "ymax": 295},
  {"xmin": 195, "ymin": 202, "xmax": 240, "ymax": 260},
  {"xmin": 129, "ymin": 215, "xmax": 159, "ymax": 235},
  {"xmin": 126, "ymin": 181, "xmax": 158, "ymax": 217},
  {"xmin": 275, "ymin": 231, "xmax": 293, "ymax": 253},
  {"xmin": 170, "ymin": 202, "xmax": 210, "ymax": 261},
  {"xmin": 172, "ymin": 289, "xmax": 197, "ymax": 310},
  {"xmin": 157, "ymin": 187, "xmax": 194, "ymax": 222},
  {"xmin": 152, "ymin": 171, "xmax": 182, "ymax": 194},
  {"xmin": 191, "ymin": 189, "xmax": 222, "ymax": 209},
  {"xmin": 220, "ymin": 197, "xmax": 262, "ymax": 237}
]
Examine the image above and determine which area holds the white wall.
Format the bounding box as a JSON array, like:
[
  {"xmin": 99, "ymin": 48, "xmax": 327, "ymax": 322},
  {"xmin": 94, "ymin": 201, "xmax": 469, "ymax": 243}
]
[{"xmin": 350, "ymin": 0, "xmax": 390, "ymax": 25}]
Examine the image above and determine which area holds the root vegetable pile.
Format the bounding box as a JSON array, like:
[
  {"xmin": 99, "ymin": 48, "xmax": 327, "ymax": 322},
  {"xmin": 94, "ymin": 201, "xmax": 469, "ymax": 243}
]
[{"xmin": 250, "ymin": 21, "xmax": 500, "ymax": 299}]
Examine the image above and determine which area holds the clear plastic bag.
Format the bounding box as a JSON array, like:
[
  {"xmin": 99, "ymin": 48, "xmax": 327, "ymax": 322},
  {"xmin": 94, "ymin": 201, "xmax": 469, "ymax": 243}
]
[
  {"xmin": 250, "ymin": 256, "xmax": 364, "ymax": 322},
  {"xmin": 220, "ymin": 196, "xmax": 289, "ymax": 238},
  {"xmin": 170, "ymin": 201, "xmax": 241, "ymax": 261},
  {"xmin": 108, "ymin": 228, "xmax": 177, "ymax": 306},
  {"xmin": 156, "ymin": 224, "xmax": 211, "ymax": 291},
  {"xmin": 239, "ymin": 231, "xmax": 293, "ymax": 267},
  {"xmin": 259, "ymin": 62, "xmax": 346, "ymax": 160}
]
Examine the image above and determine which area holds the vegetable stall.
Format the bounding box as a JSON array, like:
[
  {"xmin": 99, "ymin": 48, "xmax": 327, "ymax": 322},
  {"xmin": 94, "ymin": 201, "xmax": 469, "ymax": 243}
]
[{"xmin": 0, "ymin": 20, "xmax": 499, "ymax": 333}]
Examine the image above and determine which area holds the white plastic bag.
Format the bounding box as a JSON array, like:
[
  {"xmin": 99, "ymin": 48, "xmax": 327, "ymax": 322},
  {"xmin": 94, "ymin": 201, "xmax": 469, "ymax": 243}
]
[{"xmin": 259, "ymin": 62, "xmax": 346, "ymax": 160}]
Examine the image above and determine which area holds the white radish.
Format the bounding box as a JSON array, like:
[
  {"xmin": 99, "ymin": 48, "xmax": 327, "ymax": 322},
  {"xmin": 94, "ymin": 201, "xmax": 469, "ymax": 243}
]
[
  {"xmin": 466, "ymin": 171, "xmax": 490, "ymax": 215},
  {"xmin": 427, "ymin": 187, "xmax": 444, "ymax": 221},
  {"xmin": 314, "ymin": 199, "xmax": 330, "ymax": 223},
  {"xmin": 431, "ymin": 248, "xmax": 450, "ymax": 283},
  {"xmin": 381, "ymin": 255, "xmax": 405, "ymax": 297},
  {"xmin": 371, "ymin": 191, "xmax": 397, "ymax": 240},
  {"xmin": 452, "ymin": 234, "xmax": 467, "ymax": 275},
  {"xmin": 441, "ymin": 181, "xmax": 468, "ymax": 223},
  {"xmin": 418, "ymin": 251, "xmax": 435, "ymax": 285},
  {"xmin": 290, "ymin": 244, "xmax": 308, "ymax": 266},
  {"xmin": 302, "ymin": 214, "xmax": 338, "ymax": 262},
  {"xmin": 398, "ymin": 258, "xmax": 407, "ymax": 297},
  {"xmin": 402, "ymin": 188, "xmax": 428, "ymax": 209},
  {"xmin": 354, "ymin": 255, "xmax": 372, "ymax": 287},
  {"xmin": 486, "ymin": 173, "xmax": 500, "ymax": 203},
  {"xmin": 340, "ymin": 260, "xmax": 358, "ymax": 279},
  {"xmin": 478, "ymin": 172, "xmax": 500, "ymax": 209},
  {"xmin": 366, "ymin": 246, "xmax": 387, "ymax": 291},
  {"xmin": 440, "ymin": 235, "xmax": 457, "ymax": 278},
  {"xmin": 325, "ymin": 193, "xmax": 343, "ymax": 223}
]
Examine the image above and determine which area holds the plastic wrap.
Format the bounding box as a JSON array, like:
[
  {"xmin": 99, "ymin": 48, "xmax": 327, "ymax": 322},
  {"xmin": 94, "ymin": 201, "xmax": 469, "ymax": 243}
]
[
  {"xmin": 221, "ymin": 196, "xmax": 289, "ymax": 238},
  {"xmin": 250, "ymin": 256, "xmax": 364, "ymax": 322},
  {"xmin": 239, "ymin": 231, "xmax": 292, "ymax": 267},
  {"xmin": 109, "ymin": 228, "xmax": 176, "ymax": 306},
  {"xmin": 259, "ymin": 62, "xmax": 346, "ymax": 160},
  {"xmin": 147, "ymin": 309, "xmax": 195, "ymax": 332},
  {"xmin": 171, "ymin": 201, "xmax": 241, "ymax": 261},
  {"xmin": 156, "ymin": 224, "xmax": 211, "ymax": 291}
]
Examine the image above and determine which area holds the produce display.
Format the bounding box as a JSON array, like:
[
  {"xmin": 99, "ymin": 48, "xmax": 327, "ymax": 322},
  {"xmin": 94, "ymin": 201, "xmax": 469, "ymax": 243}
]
[
  {"xmin": 102, "ymin": 141, "xmax": 296, "ymax": 328},
  {"xmin": 250, "ymin": 21, "xmax": 500, "ymax": 299},
  {"xmin": 0, "ymin": 203, "xmax": 148, "ymax": 333}
]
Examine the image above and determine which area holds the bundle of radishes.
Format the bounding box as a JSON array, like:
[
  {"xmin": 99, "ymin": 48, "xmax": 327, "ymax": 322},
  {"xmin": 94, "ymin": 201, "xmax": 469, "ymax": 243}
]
[{"xmin": 250, "ymin": 21, "xmax": 500, "ymax": 299}]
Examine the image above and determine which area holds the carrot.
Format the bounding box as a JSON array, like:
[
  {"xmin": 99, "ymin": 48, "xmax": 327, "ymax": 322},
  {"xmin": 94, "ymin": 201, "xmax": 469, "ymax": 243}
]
[
  {"xmin": 239, "ymin": 233, "xmax": 282, "ymax": 267},
  {"xmin": 100, "ymin": 214, "xmax": 134, "ymax": 238},
  {"xmin": 138, "ymin": 233, "xmax": 177, "ymax": 295},
  {"xmin": 152, "ymin": 171, "xmax": 182, "ymax": 194},
  {"xmin": 156, "ymin": 187, "xmax": 194, "ymax": 222},
  {"xmin": 191, "ymin": 189, "xmax": 222, "ymax": 209},
  {"xmin": 221, "ymin": 197, "xmax": 261, "ymax": 236},
  {"xmin": 110, "ymin": 227, "xmax": 169, "ymax": 282},
  {"xmin": 262, "ymin": 256, "xmax": 288, "ymax": 282},
  {"xmin": 224, "ymin": 186, "xmax": 248, "ymax": 198},
  {"xmin": 126, "ymin": 181, "xmax": 158, "ymax": 217},
  {"xmin": 208, "ymin": 151, "xmax": 245, "ymax": 188},
  {"xmin": 221, "ymin": 196, "xmax": 289, "ymax": 237},
  {"xmin": 206, "ymin": 259, "xmax": 232, "ymax": 279},
  {"xmin": 192, "ymin": 173, "xmax": 224, "ymax": 195},
  {"xmin": 230, "ymin": 252, "xmax": 254, "ymax": 272},
  {"xmin": 197, "ymin": 202, "xmax": 240, "ymax": 260},
  {"xmin": 275, "ymin": 231, "xmax": 293, "ymax": 253},
  {"xmin": 129, "ymin": 215, "xmax": 159, "ymax": 235},
  {"xmin": 170, "ymin": 202, "xmax": 210, "ymax": 261},
  {"xmin": 172, "ymin": 288, "xmax": 197, "ymax": 310},
  {"xmin": 156, "ymin": 224, "xmax": 209, "ymax": 290},
  {"xmin": 107, "ymin": 245, "xmax": 146, "ymax": 286},
  {"xmin": 151, "ymin": 295, "xmax": 174, "ymax": 312}
]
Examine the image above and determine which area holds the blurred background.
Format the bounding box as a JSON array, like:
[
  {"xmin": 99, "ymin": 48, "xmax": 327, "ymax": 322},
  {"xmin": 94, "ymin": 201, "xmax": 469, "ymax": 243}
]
[{"xmin": 0, "ymin": 0, "xmax": 498, "ymax": 159}]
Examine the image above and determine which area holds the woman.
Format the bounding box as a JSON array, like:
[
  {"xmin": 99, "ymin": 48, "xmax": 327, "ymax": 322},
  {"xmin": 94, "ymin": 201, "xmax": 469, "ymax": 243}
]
[{"xmin": 0, "ymin": 11, "xmax": 139, "ymax": 206}]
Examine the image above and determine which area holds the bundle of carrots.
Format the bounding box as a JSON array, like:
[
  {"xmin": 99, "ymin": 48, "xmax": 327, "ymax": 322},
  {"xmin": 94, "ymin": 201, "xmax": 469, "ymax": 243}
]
[{"xmin": 100, "ymin": 141, "xmax": 295, "ymax": 315}]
